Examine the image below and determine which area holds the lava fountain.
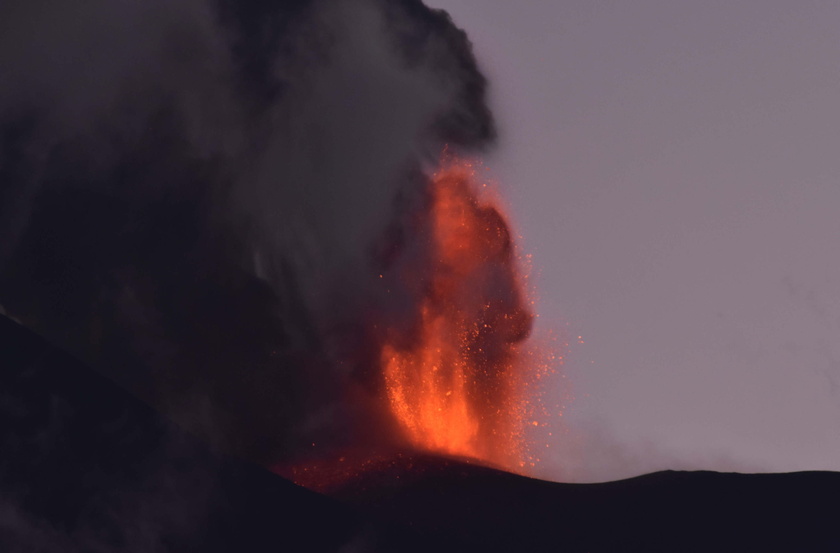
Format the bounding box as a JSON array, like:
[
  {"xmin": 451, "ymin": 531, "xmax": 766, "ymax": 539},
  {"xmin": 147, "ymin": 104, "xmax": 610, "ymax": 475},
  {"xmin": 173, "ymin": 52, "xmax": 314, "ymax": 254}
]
[
  {"xmin": 380, "ymin": 158, "xmax": 551, "ymax": 473},
  {"xmin": 279, "ymin": 157, "xmax": 559, "ymax": 491}
]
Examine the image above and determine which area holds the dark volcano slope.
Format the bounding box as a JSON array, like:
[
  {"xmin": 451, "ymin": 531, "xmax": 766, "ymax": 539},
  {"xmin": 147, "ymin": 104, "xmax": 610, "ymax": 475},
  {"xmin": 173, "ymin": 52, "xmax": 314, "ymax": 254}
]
[
  {"xmin": 0, "ymin": 314, "xmax": 431, "ymax": 552},
  {"xmin": 2, "ymin": 312, "xmax": 839, "ymax": 552},
  {"xmin": 331, "ymin": 450, "xmax": 840, "ymax": 552}
]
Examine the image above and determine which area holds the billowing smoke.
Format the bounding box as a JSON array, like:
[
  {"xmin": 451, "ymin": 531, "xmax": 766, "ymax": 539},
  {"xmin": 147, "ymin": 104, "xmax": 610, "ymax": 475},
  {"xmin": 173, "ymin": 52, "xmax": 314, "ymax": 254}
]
[{"xmin": 0, "ymin": 0, "xmax": 495, "ymax": 463}]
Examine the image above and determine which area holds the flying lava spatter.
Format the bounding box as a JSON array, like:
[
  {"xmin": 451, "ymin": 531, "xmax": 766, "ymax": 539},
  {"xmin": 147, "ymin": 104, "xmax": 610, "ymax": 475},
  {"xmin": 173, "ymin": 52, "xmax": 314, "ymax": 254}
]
[
  {"xmin": 280, "ymin": 156, "xmax": 563, "ymax": 491},
  {"xmin": 381, "ymin": 157, "xmax": 557, "ymax": 473}
]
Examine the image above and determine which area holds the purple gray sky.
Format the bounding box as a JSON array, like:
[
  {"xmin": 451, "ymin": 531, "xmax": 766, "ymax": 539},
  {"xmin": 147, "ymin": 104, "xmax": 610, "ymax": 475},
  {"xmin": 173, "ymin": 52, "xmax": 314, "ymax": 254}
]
[{"xmin": 427, "ymin": 0, "xmax": 840, "ymax": 481}]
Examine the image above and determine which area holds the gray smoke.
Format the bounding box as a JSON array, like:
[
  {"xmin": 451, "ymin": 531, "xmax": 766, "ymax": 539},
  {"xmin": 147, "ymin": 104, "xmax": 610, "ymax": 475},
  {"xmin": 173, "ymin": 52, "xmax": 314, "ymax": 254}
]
[{"xmin": 0, "ymin": 0, "xmax": 495, "ymax": 462}]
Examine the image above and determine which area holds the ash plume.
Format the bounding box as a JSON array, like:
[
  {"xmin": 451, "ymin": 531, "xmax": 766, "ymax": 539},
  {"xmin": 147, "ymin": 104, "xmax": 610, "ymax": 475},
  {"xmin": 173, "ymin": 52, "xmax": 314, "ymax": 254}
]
[{"xmin": 0, "ymin": 0, "xmax": 495, "ymax": 463}]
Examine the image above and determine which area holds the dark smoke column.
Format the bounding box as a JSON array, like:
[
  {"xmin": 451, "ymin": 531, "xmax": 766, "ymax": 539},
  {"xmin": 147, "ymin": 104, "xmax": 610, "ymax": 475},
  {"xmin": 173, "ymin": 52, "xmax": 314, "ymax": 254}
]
[{"xmin": 0, "ymin": 0, "xmax": 497, "ymax": 464}]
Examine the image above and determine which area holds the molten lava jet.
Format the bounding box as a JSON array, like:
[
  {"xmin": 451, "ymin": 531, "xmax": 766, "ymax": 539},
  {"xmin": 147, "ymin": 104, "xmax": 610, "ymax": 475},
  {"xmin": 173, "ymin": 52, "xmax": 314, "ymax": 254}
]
[
  {"xmin": 279, "ymin": 158, "xmax": 559, "ymax": 492},
  {"xmin": 381, "ymin": 159, "xmax": 547, "ymax": 473}
]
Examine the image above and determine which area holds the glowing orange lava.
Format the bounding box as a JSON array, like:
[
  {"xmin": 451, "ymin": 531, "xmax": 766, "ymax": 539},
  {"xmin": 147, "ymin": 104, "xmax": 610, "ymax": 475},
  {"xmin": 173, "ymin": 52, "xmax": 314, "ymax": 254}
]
[{"xmin": 382, "ymin": 159, "xmax": 541, "ymax": 472}]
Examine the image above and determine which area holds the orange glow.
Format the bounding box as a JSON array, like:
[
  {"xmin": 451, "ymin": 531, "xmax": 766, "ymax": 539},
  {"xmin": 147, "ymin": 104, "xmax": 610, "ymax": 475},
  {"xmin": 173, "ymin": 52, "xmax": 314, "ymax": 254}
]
[
  {"xmin": 276, "ymin": 156, "xmax": 564, "ymax": 492},
  {"xmin": 381, "ymin": 158, "xmax": 545, "ymax": 473}
]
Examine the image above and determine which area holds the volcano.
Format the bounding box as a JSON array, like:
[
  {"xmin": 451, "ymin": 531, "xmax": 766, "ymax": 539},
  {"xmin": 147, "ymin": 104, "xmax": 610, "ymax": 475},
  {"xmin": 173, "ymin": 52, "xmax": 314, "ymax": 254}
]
[
  {"xmin": 2, "ymin": 1, "xmax": 839, "ymax": 550},
  {"xmin": 2, "ymin": 314, "xmax": 838, "ymax": 552}
]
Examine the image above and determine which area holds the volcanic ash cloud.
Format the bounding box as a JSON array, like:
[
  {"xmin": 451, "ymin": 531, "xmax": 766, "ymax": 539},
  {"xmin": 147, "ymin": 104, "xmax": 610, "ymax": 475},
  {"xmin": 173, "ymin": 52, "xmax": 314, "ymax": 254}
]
[{"xmin": 0, "ymin": 0, "xmax": 499, "ymax": 463}]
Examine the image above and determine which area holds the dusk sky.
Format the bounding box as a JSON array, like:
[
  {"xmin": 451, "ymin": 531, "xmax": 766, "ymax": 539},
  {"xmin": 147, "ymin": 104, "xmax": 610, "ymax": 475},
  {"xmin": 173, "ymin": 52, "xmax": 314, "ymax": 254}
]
[{"xmin": 428, "ymin": 0, "xmax": 840, "ymax": 481}]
